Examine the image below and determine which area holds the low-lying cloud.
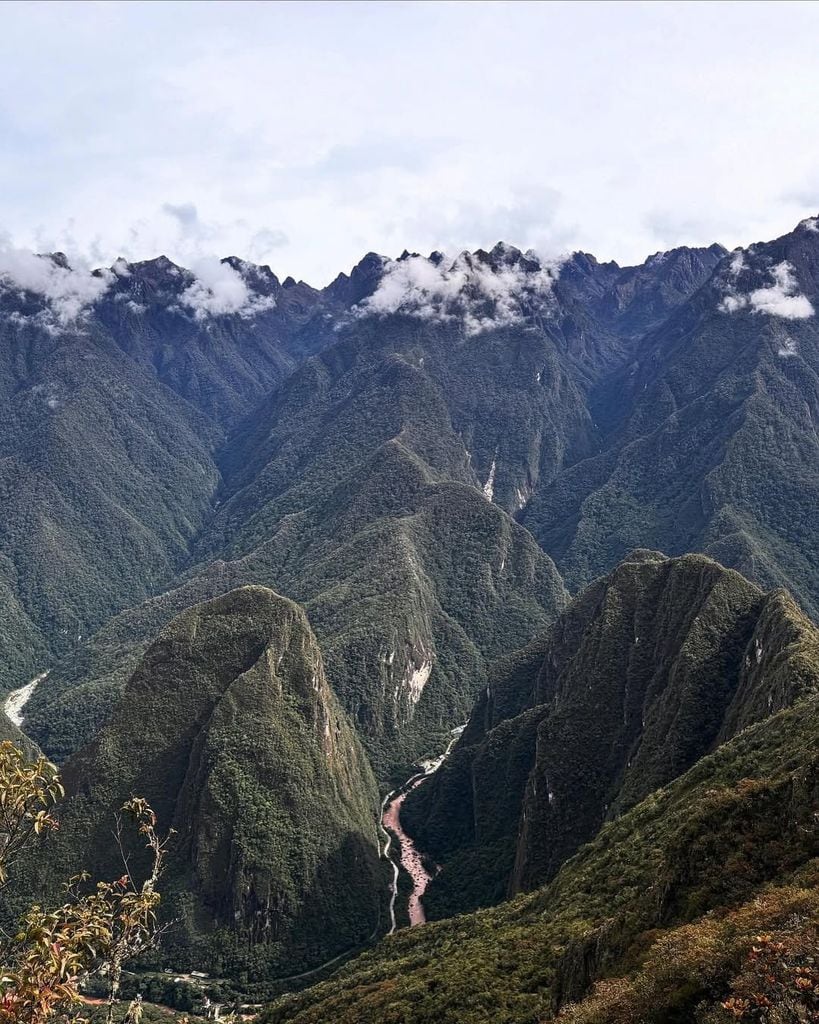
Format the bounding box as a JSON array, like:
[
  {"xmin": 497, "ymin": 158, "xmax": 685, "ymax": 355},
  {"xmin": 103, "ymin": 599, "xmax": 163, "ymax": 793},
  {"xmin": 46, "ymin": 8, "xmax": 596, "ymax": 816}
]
[
  {"xmin": 0, "ymin": 245, "xmax": 112, "ymax": 325},
  {"xmin": 719, "ymin": 258, "xmax": 814, "ymax": 320},
  {"xmin": 355, "ymin": 246, "xmax": 564, "ymax": 335},
  {"xmin": 179, "ymin": 257, "xmax": 276, "ymax": 319},
  {"xmin": 0, "ymin": 245, "xmax": 278, "ymax": 325}
]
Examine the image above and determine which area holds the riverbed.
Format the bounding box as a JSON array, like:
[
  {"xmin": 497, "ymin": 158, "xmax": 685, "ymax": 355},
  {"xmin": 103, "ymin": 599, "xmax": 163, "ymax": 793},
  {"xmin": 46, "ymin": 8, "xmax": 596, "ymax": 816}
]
[
  {"xmin": 382, "ymin": 772, "xmax": 435, "ymax": 926},
  {"xmin": 380, "ymin": 727, "xmax": 464, "ymax": 930}
]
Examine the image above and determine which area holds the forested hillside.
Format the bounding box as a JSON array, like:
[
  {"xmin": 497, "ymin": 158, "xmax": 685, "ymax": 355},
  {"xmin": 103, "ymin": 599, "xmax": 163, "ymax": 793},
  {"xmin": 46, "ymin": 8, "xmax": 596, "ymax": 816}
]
[
  {"xmin": 19, "ymin": 586, "xmax": 384, "ymax": 981},
  {"xmin": 404, "ymin": 550, "xmax": 819, "ymax": 917},
  {"xmin": 2, "ymin": 216, "xmax": 819, "ymax": 1016},
  {"xmin": 262, "ymin": 565, "xmax": 819, "ymax": 1021}
]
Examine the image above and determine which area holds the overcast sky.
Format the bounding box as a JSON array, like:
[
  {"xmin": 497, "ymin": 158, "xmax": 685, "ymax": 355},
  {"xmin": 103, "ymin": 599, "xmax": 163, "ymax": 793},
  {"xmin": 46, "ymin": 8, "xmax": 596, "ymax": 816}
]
[{"xmin": 2, "ymin": 0, "xmax": 819, "ymax": 285}]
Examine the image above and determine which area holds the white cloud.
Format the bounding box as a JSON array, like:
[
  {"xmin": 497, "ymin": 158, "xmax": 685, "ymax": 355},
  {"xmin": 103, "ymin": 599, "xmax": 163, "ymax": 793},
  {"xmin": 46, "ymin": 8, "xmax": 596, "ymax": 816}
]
[
  {"xmin": 777, "ymin": 337, "xmax": 798, "ymax": 358},
  {"xmin": 729, "ymin": 250, "xmax": 746, "ymax": 275},
  {"xmin": 719, "ymin": 260, "xmax": 814, "ymax": 320},
  {"xmin": 178, "ymin": 257, "xmax": 276, "ymax": 320},
  {"xmin": 355, "ymin": 247, "xmax": 564, "ymax": 335},
  {"xmin": 0, "ymin": 245, "xmax": 111, "ymax": 324},
  {"xmin": 162, "ymin": 202, "xmax": 201, "ymax": 237},
  {"xmin": 749, "ymin": 263, "xmax": 814, "ymax": 319},
  {"xmin": 4, "ymin": 6, "xmax": 819, "ymax": 284},
  {"xmin": 800, "ymin": 216, "xmax": 819, "ymax": 233},
  {"xmin": 719, "ymin": 293, "xmax": 746, "ymax": 314}
]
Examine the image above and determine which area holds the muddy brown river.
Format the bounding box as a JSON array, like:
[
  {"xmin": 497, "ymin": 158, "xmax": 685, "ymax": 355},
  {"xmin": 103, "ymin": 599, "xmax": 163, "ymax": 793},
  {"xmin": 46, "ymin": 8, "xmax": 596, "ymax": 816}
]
[{"xmin": 380, "ymin": 727, "xmax": 464, "ymax": 930}]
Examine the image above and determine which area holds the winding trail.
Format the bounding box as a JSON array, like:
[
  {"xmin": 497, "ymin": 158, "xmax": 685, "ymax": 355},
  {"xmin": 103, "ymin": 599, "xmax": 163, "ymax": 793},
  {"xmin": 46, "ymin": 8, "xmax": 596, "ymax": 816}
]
[
  {"xmin": 3, "ymin": 671, "xmax": 48, "ymax": 727},
  {"xmin": 381, "ymin": 727, "xmax": 464, "ymax": 930}
]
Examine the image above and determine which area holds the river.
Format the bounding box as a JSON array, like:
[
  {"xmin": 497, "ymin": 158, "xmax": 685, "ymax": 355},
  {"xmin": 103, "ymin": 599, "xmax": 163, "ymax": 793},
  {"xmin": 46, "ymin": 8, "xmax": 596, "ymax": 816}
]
[{"xmin": 380, "ymin": 726, "xmax": 464, "ymax": 931}]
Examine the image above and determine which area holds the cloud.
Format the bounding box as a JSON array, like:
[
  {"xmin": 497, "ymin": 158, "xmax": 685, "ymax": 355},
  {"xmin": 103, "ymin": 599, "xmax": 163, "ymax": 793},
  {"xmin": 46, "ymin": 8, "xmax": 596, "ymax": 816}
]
[
  {"xmin": 178, "ymin": 257, "xmax": 276, "ymax": 319},
  {"xmin": 6, "ymin": 3, "xmax": 819, "ymax": 284},
  {"xmin": 801, "ymin": 216, "xmax": 819, "ymax": 233},
  {"xmin": 748, "ymin": 263, "xmax": 814, "ymax": 318},
  {"xmin": 355, "ymin": 246, "xmax": 564, "ymax": 336},
  {"xmin": 0, "ymin": 244, "xmax": 111, "ymax": 325},
  {"xmin": 247, "ymin": 228, "xmax": 289, "ymax": 261},
  {"xmin": 162, "ymin": 202, "xmax": 201, "ymax": 236},
  {"xmin": 719, "ymin": 259, "xmax": 814, "ymax": 320},
  {"xmin": 111, "ymin": 257, "xmax": 131, "ymax": 277},
  {"xmin": 729, "ymin": 250, "xmax": 746, "ymax": 275}
]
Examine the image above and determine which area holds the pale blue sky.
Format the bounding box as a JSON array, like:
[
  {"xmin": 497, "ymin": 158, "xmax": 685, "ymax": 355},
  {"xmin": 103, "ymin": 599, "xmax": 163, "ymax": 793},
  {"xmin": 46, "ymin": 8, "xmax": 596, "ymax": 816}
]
[{"xmin": 2, "ymin": 0, "xmax": 819, "ymax": 284}]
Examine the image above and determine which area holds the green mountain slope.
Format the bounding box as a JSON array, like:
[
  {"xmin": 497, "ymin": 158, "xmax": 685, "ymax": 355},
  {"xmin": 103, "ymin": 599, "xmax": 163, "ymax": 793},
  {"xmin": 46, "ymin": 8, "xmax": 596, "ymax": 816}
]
[
  {"xmin": 0, "ymin": 253, "xmax": 347, "ymax": 695},
  {"xmin": 94, "ymin": 256, "xmax": 338, "ymax": 427},
  {"xmin": 0, "ymin": 314, "xmax": 221, "ymax": 690},
  {"xmin": 1, "ymin": 239, "xmax": 729, "ymax": 768},
  {"xmin": 26, "ymin": 439, "xmax": 567, "ymax": 774},
  {"xmin": 525, "ymin": 217, "xmax": 819, "ymax": 618},
  {"xmin": 261, "ymin": 607, "xmax": 819, "ymax": 1023},
  {"xmin": 405, "ymin": 550, "xmax": 819, "ymax": 919},
  {"xmin": 25, "ymin": 586, "xmax": 383, "ymax": 980}
]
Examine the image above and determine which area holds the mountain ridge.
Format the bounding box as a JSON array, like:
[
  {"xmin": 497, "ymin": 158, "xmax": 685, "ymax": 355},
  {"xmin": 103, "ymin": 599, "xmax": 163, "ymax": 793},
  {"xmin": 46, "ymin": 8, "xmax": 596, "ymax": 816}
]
[
  {"xmin": 3, "ymin": 215, "xmax": 819, "ymax": 1016},
  {"xmin": 403, "ymin": 550, "xmax": 819, "ymax": 919},
  {"xmin": 261, "ymin": 550, "xmax": 819, "ymax": 1023}
]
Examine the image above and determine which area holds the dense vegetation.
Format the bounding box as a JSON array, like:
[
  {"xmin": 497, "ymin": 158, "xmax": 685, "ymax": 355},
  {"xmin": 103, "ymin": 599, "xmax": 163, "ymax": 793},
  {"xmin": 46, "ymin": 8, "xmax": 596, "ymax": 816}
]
[
  {"xmin": 525, "ymin": 217, "xmax": 819, "ymax": 620},
  {"xmin": 3, "ymin": 218, "xmax": 819, "ymax": 1014},
  {"xmin": 405, "ymin": 550, "xmax": 819, "ymax": 917},
  {"xmin": 6, "ymin": 236, "xmax": 727, "ymax": 772},
  {"xmin": 261, "ymin": 685, "xmax": 819, "ymax": 1023},
  {"xmin": 21, "ymin": 587, "xmax": 385, "ymax": 982}
]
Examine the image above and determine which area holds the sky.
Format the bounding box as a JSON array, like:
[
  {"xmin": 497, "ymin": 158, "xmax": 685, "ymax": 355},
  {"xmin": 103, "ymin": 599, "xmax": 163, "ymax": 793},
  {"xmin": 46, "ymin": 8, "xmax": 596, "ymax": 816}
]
[{"xmin": 2, "ymin": 0, "xmax": 819, "ymax": 286}]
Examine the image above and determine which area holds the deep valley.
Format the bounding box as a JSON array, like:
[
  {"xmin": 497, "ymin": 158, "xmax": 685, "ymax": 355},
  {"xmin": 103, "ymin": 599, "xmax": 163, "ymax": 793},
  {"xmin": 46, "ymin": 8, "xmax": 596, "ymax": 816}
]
[{"xmin": 2, "ymin": 215, "xmax": 819, "ymax": 1023}]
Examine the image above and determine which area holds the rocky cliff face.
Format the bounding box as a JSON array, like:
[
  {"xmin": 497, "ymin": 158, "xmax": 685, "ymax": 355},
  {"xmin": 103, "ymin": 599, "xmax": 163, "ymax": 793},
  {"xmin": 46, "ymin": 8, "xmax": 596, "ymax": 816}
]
[
  {"xmin": 405, "ymin": 550, "xmax": 819, "ymax": 917},
  {"xmin": 40, "ymin": 586, "xmax": 383, "ymax": 979}
]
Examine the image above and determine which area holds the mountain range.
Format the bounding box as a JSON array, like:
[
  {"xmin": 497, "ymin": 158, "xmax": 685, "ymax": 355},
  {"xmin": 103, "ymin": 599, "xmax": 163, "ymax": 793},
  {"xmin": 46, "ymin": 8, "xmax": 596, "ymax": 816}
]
[{"xmin": 2, "ymin": 214, "xmax": 819, "ymax": 1019}]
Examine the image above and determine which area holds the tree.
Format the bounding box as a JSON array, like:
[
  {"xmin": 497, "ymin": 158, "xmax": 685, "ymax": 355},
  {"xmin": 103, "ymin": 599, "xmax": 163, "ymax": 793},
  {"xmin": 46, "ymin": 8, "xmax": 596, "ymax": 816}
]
[{"xmin": 0, "ymin": 740, "xmax": 169, "ymax": 1023}]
